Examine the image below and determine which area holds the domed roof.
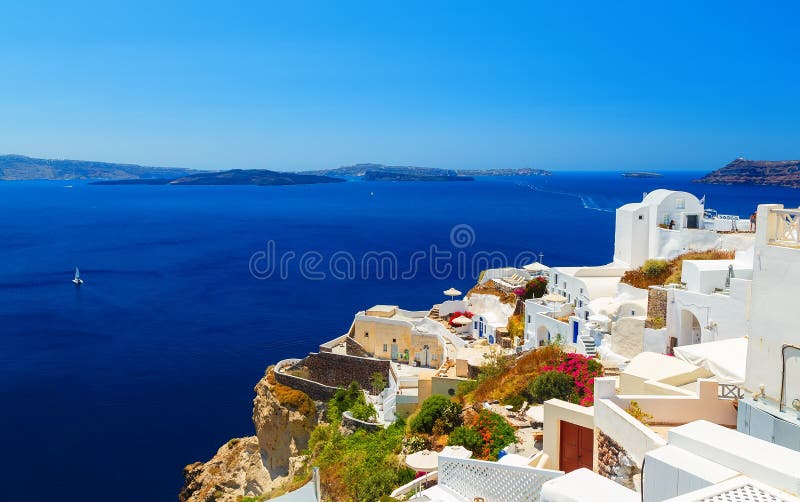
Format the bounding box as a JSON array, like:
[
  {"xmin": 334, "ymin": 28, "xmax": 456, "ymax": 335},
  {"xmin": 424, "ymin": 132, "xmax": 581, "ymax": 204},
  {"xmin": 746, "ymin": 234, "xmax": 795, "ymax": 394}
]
[{"xmin": 642, "ymin": 189, "xmax": 700, "ymax": 206}]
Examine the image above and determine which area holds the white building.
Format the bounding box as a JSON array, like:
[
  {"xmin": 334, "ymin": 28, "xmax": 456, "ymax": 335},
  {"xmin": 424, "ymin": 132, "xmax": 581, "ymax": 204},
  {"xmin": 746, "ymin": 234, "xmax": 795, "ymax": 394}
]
[
  {"xmin": 614, "ymin": 189, "xmax": 707, "ymax": 269},
  {"xmin": 736, "ymin": 204, "xmax": 800, "ymax": 450}
]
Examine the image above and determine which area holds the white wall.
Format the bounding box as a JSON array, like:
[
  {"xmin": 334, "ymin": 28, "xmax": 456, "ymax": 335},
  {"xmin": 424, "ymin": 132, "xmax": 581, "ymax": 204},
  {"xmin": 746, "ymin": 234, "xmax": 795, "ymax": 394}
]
[
  {"xmin": 594, "ymin": 392, "xmax": 667, "ymax": 467},
  {"xmin": 745, "ymin": 204, "xmax": 800, "ymax": 406},
  {"xmin": 666, "ymin": 280, "xmax": 750, "ymax": 348}
]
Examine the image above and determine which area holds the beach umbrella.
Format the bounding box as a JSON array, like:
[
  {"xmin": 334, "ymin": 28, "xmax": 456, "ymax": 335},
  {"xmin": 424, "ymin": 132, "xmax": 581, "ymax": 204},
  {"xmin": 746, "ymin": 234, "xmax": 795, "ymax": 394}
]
[
  {"xmin": 440, "ymin": 445, "xmax": 473, "ymax": 459},
  {"xmin": 451, "ymin": 315, "xmax": 473, "ymax": 326},
  {"xmin": 404, "ymin": 450, "xmax": 439, "ymax": 472},
  {"xmin": 443, "ymin": 287, "xmax": 462, "ymax": 300},
  {"xmin": 542, "ymin": 293, "xmax": 567, "ymax": 315},
  {"xmin": 523, "ymin": 262, "xmax": 549, "ymax": 273}
]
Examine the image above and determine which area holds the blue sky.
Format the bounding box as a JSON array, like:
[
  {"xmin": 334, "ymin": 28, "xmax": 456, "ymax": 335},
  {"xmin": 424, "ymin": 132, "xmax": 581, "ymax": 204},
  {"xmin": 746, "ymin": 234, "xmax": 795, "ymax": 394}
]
[{"xmin": 0, "ymin": 1, "xmax": 798, "ymax": 171}]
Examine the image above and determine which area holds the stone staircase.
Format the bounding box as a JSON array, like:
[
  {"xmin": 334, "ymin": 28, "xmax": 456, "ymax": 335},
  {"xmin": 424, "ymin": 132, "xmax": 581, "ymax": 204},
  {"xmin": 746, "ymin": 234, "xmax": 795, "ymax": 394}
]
[
  {"xmin": 429, "ymin": 306, "xmax": 440, "ymax": 319},
  {"xmin": 579, "ymin": 333, "xmax": 596, "ymax": 357}
]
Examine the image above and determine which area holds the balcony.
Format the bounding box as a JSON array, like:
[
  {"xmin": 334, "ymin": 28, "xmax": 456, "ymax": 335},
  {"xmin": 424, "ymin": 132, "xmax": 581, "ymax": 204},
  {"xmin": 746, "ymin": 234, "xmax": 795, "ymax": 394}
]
[{"xmin": 768, "ymin": 208, "xmax": 800, "ymax": 248}]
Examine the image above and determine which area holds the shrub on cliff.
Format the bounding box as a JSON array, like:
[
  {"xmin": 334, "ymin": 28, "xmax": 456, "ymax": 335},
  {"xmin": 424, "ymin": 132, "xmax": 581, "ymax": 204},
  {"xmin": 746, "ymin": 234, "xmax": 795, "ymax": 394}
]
[
  {"xmin": 409, "ymin": 395, "xmax": 462, "ymax": 434},
  {"xmin": 447, "ymin": 426, "xmax": 482, "ymax": 455},
  {"xmin": 273, "ymin": 383, "xmax": 315, "ymax": 417}
]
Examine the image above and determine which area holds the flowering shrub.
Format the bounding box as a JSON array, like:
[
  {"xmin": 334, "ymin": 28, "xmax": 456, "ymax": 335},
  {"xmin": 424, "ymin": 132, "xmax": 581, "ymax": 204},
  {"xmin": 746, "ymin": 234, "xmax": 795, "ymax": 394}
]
[
  {"xmin": 541, "ymin": 353, "xmax": 603, "ymax": 406},
  {"xmin": 447, "ymin": 311, "xmax": 474, "ymax": 327},
  {"xmin": 524, "ymin": 277, "xmax": 548, "ymax": 299},
  {"xmin": 454, "ymin": 410, "xmax": 516, "ymax": 460}
]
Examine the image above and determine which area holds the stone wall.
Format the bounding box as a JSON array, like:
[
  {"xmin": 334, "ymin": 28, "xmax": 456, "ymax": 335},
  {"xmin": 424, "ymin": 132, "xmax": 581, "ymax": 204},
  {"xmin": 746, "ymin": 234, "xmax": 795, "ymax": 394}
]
[
  {"xmin": 342, "ymin": 411, "xmax": 382, "ymax": 432},
  {"xmin": 344, "ymin": 336, "xmax": 370, "ymax": 357},
  {"xmin": 597, "ymin": 430, "xmax": 640, "ymax": 491},
  {"xmin": 644, "ymin": 287, "xmax": 667, "ymax": 329},
  {"xmin": 304, "ymin": 351, "xmax": 391, "ymax": 390},
  {"xmin": 273, "ymin": 371, "xmax": 339, "ymax": 401}
]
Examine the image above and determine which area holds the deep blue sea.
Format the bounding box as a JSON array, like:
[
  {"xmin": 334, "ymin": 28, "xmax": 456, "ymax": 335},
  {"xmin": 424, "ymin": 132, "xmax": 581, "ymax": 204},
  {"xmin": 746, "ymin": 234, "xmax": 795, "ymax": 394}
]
[{"xmin": 1, "ymin": 172, "xmax": 798, "ymax": 500}]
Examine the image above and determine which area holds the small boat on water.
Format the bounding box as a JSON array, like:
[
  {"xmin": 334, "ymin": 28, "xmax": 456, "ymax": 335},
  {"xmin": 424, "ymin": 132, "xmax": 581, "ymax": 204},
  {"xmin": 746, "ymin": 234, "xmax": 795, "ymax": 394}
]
[{"xmin": 72, "ymin": 267, "xmax": 84, "ymax": 285}]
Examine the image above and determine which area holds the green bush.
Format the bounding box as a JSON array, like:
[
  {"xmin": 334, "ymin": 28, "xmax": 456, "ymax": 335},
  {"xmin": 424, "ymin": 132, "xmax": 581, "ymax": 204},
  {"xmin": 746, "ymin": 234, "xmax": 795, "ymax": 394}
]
[
  {"xmin": 409, "ymin": 395, "xmax": 463, "ymax": 433},
  {"xmin": 501, "ymin": 394, "xmax": 525, "ymax": 409},
  {"xmin": 447, "ymin": 426, "xmax": 483, "ymax": 455},
  {"xmin": 350, "ymin": 400, "xmax": 378, "ymax": 422},
  {"xmin": 528, "ymin": 370, "xmax": 576, "ymax": 403},
  {"xmin": 642, "ymin": 259, "xmax": 669, "ymax": 278},
  {"xmin": 309, "ymin": 420, "xmax": 414, "ymax": 502},
  {"xmin": 370, "ymin": 372, "xmax": 387, "ymax": 394},
  {"xmin": 328, "ymin": 382, "xmax": 373, "ymax": 421}
]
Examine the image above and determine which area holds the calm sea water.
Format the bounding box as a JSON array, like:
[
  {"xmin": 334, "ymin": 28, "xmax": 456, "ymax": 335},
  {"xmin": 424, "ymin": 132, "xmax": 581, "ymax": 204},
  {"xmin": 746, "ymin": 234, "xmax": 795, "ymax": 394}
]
[{"xmin": 1, "ymin": 172, "xmax": 798, "ymax": 499}]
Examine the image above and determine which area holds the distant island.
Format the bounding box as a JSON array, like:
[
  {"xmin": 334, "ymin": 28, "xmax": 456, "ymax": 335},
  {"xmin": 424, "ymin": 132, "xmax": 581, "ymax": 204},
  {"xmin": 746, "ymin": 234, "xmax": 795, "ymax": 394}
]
[
  {"xmin": 92, "ymin": 169, "xmax": 345, "ymax": 186},
  {"xmin": 622, "ymin": 171, "xmax": 663, "ymax": 178},
  {"xmin": 1, "ymin": 155, "xmax": 550, "ymax": 185},
  {"xmin": 695, "ymin": 158, "xmax": 800, "ymax": 188},
  {"xmin": 304, "ymin": 163, "xmax": 551, "ymax": 179},
  {"xmin": 0, "ymin": 154, "xmax": 195, "ymax": 180},
  {"xmin": 362, "ymin": 170, "xmax": 473, "ymax": 182}
]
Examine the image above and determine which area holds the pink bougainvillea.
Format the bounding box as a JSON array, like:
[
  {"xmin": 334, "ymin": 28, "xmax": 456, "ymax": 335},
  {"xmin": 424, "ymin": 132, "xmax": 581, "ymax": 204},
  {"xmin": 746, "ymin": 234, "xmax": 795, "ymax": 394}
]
[{"xmin": 542, "ymin": 353, "xmax": 603, "ymax": 406}]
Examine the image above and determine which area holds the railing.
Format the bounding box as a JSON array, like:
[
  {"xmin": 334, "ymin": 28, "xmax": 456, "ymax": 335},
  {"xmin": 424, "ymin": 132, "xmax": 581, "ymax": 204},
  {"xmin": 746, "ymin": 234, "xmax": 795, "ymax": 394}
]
[
  {"xmin": 437, "ymin": 455, "xmax": 563, "ymax": 502},
  {"xmin": 770, "ymin": 208, "xmax": 800, "ymax": 246},
  {"xmin": 718, "ymin": 383, "xmax": 744, "ymax": 400},
  {"xmin": 389, "ymin": 470, "xmax": 438, "ymax": 499}
]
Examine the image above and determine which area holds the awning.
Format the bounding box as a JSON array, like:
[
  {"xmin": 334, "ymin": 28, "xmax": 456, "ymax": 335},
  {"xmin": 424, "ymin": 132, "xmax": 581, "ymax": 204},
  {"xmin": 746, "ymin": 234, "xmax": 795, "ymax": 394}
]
[{"xmin": 672, "ymin": 337, "xmax": 747, "ymax": 384}]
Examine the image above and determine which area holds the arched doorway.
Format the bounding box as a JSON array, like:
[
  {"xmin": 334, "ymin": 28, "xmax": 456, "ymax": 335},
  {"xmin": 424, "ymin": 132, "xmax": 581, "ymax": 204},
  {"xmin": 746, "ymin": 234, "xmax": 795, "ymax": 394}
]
[
  {"xmin": 679, "ymin": 309, "xmax": 702, "ymax": 346},
  {"xmin": 537, "ymin": 325, "xmax": 551, "ymax": 347}
]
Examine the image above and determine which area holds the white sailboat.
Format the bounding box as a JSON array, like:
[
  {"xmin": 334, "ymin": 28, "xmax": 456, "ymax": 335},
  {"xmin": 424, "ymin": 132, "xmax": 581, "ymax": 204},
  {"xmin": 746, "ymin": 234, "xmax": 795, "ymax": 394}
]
[{"xmin": 72, "ymin": 267, "xmax": 84, "ymax": 285}]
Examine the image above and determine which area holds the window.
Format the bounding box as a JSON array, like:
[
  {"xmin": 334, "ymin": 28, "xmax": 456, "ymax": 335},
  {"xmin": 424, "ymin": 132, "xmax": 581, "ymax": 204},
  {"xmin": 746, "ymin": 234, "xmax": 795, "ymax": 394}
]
[
  {"xmin": 631, "ymin": 310, "xmax": 635, "ymax": 316},
  {"xmin": 638, "ymin": 215, "xmax": 644, "ymax": 220},
  {"xmin": 474, "ymin": 322, "xmax": 478, "ymax": 329},
  {"xmin": 676, "ymin": 198, "xmax": 686, "ymax": 209},
  {"xmin": 584, "ymin": 312, "xmax": 589, "ymax": 320},
  {"xmin": 383, "ymin": 344, "xmax": 388, "ymax": 352},
  {"xmin": 432, "ymin": 353, "xmax": 437, "ymax": 360},
  {"xmin": 579, "ymin": 288, "xmax": 583, "ymax": 294},
  {"xmin": 527, "ymin": 315, "xmax": 531, "ymax": 323},
  {"xmin": 364, "ymin": 331, "xmax": 369, "ymax": 338},
  {"xmin": 392, "ymin": 338, "xmax": 396, "ymax": 343}
]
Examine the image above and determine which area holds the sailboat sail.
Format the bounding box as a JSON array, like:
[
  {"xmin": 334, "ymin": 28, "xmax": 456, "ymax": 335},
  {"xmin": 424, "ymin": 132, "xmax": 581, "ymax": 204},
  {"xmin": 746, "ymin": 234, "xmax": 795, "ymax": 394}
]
[{"xmin": 75, "ymin": 267, "xmax": 80, "ymax": 280}]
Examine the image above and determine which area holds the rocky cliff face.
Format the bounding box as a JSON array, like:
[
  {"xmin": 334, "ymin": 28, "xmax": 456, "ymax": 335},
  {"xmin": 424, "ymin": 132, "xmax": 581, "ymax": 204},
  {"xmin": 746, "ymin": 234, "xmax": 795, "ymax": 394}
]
[
  {"xmin": 695, "ymin": 158, "xmax": 800, "ymax": 188},
  {"xmin": 179, "ymin": 370, "xmax": 321, "ymax": 502}
]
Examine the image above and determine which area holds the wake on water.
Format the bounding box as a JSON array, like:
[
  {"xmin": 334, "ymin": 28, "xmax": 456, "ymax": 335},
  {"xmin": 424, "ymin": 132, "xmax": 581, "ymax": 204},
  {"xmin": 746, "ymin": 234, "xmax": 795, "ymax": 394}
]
[{"xmin": 520, "ymin": 184, "xmax": 617, "ymax": 213}]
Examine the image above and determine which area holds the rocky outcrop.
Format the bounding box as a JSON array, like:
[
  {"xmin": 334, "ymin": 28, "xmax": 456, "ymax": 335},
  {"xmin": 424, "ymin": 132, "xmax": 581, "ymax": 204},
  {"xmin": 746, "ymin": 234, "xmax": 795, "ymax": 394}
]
[
  {"xmin": 253, "ymin": 371, "xmax": 320, "ymax": 475},
  {"xmin": 695, "ymin": 158, "xmax": 800, "ymax": 188},
  {"xmin": 180, "ymin": 370, "xmax": 322, "ymax": 501},
  {"xmin": 179, "ymin": 436, "xmax": 273, "ymax": 502}
]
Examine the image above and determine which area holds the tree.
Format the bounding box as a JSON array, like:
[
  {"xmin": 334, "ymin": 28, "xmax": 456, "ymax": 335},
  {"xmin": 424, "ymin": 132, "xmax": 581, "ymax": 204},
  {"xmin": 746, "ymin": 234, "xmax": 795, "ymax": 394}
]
[
  {"xmin": 528, "ymin": 370, "xmax": 576, "ymax": 403},
  {"xmin": 409, "ymin": 395, "xmax": 463, "ymax": 433},
  {"xmin": 370, "ymin": 372, "xmax": 387, "ymax": 395}
]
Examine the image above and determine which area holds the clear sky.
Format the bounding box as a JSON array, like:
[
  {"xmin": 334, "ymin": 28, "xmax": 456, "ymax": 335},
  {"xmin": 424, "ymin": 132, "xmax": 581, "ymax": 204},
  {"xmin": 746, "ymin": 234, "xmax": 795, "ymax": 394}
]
[{"xmin": 1, "ymin": 1, "xmax": 798, "ymax": 171}]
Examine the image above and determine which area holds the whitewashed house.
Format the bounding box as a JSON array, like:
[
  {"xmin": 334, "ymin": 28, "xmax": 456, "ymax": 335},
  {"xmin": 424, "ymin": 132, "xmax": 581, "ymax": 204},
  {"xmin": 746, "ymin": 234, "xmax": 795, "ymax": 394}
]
[{"xmin": 736, "ymin": 204, "xmax": 800, "ymax": 451}]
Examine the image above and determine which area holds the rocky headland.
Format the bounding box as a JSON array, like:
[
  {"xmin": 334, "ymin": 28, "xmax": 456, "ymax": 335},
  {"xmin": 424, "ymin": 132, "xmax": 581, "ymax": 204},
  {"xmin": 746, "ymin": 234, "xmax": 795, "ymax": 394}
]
[
  {"xmin": 695, "ymin": 158, "xmax": 800, "ymax": 188},
  {"xmin": 179, "ymin": 369, "xmax": 321, "ymax": 502}
]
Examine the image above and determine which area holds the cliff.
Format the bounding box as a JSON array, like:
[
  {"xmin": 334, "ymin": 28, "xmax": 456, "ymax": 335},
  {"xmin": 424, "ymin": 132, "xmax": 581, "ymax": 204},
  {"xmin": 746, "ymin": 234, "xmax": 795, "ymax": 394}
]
[
  {"xmin": 179, "ymin": 369, "xmax": 321, "ymax": 502},
  {"xmin": 695, "ymin": 158, "xmax": 800, "ymax": 188},
  {"xmin": 0, "ymin": 154, "xmax": 194, "ymax": 180}
]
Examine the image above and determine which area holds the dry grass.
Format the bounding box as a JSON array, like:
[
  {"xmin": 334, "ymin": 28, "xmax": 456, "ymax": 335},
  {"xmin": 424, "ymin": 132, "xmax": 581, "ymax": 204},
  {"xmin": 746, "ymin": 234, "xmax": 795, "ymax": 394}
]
[
  {"xmin": 467, "ymin": 281, "xmax": 518, "ymax": 305},
  {"xmin": 468, "ymin": 345, "xmax": 564, "ymax": 403},
  {"xmin": 621, "ymin": 249, "xmax": 736, "ymax": 289},
  {"xmin": 273, "ymin": 382, "xmax": 316, "ymax": 416}
]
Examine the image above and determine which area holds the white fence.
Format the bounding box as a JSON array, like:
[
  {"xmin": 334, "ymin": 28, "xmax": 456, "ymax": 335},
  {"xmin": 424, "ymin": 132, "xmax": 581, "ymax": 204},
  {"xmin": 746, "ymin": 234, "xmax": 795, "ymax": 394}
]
[
  {"xmin": 437, "ymin": 455, "xmax": 563, "ymax": 502},
  {"xmin": 769, "ymin": 208, "xmax": 800, "ymax": 246}
]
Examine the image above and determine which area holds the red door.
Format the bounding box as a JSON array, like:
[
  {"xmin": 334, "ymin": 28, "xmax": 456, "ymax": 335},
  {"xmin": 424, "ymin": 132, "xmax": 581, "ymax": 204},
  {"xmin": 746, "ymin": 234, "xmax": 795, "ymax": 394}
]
[{"xmin": 559, "ymin": 421, "xmax": 593, "ymax": 472}]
